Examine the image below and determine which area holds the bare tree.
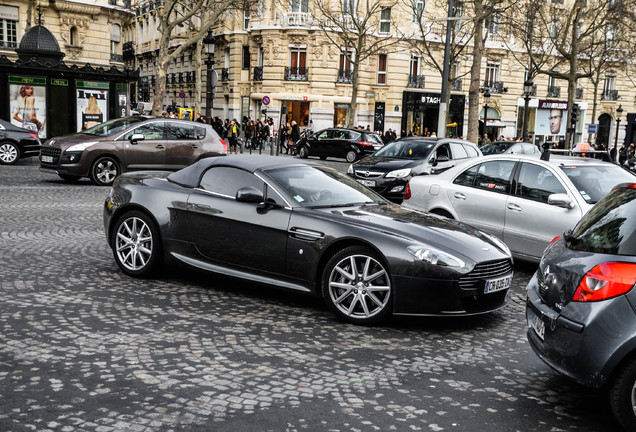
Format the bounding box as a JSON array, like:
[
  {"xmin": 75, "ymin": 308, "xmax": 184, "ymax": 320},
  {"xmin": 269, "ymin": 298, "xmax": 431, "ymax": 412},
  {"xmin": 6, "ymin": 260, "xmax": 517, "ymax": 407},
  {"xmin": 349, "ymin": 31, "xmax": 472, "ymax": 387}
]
[{"xmin": 314, "ymin": 0, "xmax": 399, "ymax": 128}]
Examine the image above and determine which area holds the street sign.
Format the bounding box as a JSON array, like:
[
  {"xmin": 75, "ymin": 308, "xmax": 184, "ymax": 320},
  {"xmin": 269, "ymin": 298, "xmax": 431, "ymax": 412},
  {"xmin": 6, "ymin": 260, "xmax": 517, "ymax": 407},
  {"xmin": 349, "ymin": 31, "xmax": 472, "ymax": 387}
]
[
  {"xmin": 262, "ymin": 95, "xmax": 270, "ymax": 105},
  {"xmin": 588, "ymin": 124, "xmax": 597, "ymax": 134},
  {"xmin": 178, "ymin": 92, "xmax": 185, "ymax": 99}
]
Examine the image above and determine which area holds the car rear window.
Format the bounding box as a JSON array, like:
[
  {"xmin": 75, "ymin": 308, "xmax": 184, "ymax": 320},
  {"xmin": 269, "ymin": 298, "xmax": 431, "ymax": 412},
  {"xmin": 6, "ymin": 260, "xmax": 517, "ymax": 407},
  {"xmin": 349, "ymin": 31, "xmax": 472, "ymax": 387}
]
[
  {"xmin": 568, "ymin": 185, "xmax": 636, "ymax": 255},
  {"xmin": 365, "ymin": 134, "xmax": 383, "ymax": 145}
]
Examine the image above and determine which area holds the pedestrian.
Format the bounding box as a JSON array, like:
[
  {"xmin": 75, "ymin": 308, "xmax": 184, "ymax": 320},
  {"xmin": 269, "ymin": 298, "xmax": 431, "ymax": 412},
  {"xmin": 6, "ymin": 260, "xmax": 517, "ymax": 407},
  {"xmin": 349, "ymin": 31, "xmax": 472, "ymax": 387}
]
[
  {"xmin": 279, "ymin": 123, "xmax": 289, "ymax": 153},
  {"xmin": 431, "ymin": 131, "xmax": 437, "ymax": 138},
  {"xmin": 227, "ymin": 119, "xmax": 239, "ymax": 154},
  {"xmin": 290, "ymin": 120, "xmax": 301, "ymax": 155},
  {"xmin": 619, "ymin": 142, "xmax": 628, "ymax": 165}
]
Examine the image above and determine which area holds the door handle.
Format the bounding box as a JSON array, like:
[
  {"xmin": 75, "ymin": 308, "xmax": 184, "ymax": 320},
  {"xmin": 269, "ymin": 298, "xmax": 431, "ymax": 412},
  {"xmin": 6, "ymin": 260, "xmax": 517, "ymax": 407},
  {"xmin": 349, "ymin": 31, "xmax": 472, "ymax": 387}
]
[
  {"xmin": 507, "ymin": 203, "xmax": 522, "ymax": 211},
  {"xmin": 155, "ymin": 144, "xmax": 165, "ymax": 149},
  {"xmin": 453, "ymin": 192, "xmax": 466, "ymax": 200},
  {"xmin": 191, "ymin": 144, "xmax": 199, "ymax": 149}
]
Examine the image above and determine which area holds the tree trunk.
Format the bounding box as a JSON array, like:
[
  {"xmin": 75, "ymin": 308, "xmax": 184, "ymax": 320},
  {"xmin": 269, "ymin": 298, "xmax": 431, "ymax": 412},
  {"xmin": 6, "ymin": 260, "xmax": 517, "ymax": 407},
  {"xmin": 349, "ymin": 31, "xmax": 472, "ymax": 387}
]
[
  {"xmin": 194, "ymin": 39, "xmax": 203, "ymax": 116},
  {"xmin": 467, "ymin": 7, "xmax": 485, "ymax": 143},
  {"xmin": 151, "ymin": 31, "xmax": 171, "ymax": 116},
  {"xmin": 588, "ymin": 80, "xmax": 599, "ymax": 144}
]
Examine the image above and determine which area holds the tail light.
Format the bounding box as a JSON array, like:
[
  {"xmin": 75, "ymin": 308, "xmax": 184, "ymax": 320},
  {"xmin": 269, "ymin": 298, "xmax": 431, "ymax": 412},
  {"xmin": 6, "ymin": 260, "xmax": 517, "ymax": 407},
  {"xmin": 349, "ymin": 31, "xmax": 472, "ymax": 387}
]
[
  {"xmin": 549, "ymin": 235, "xmax": 561, "ymax": 245},
  {"xmin": 404, "ymin": 182, "xmax": 412, "ymax": 200},
  {"xmin": 573, "ymin": 262, "xmax": 636, "ymax": 302},
  {"xmin": 358, "ymin": 141, "xmax": 373, "ymax": 147},
  {"xmin": 220, "ymin": 139, "xmax": 228, "ymax": 153}
]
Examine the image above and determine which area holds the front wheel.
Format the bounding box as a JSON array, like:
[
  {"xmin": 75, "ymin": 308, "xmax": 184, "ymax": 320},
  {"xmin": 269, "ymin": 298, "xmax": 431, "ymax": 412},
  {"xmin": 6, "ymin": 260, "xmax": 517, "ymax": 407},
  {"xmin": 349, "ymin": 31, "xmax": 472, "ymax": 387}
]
[
  {"xmin": 322, "ymin": 246, "xmax": 392, "ymax": 325},
  {"xmin": 298, "ymin": 145, "xmax": 309, "ymax": 159},
  {"xmin": 345, "ymin": 150, "xmax": 358, "ymax": 163},
  {"xmin": 0, "ymin": 142, "xmax": 19, "ymax": 165},
  {"xmin": 90, "ymin": 156, "xmax": 120, "ymax": 186},
  {"xmin": 111, "ymin": 210, "xmax": 162, "ymax": 277},
  {"xmin": 609, "ymin": 358, "xmax": 636, "ymax": 431}
]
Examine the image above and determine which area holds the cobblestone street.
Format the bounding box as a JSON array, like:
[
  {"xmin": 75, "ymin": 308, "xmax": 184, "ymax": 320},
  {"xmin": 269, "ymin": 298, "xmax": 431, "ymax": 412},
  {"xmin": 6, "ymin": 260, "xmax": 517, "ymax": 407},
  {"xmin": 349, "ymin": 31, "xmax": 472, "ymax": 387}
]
[{"xmin": 0, "ymin": 159, "xmax": 620, "ymax": 431}]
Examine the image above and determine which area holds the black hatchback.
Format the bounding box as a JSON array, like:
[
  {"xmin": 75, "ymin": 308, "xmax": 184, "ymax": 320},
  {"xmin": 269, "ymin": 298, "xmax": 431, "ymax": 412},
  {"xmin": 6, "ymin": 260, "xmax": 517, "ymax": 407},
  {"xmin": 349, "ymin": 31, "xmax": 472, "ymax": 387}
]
[
  {"xmin": 294, "ymin": 127, "xmax": 383, "ymax": 162},
  {"xmin": 526, "ymin": 183, "xmax": 636, "ymax": 431},
  {"xmin": 348, "ymin": 137, "xmax": 482, "ymax": 202},
  {"xmin": 0, "ymin": 119, "xmax": 41, "ymax": 165}
]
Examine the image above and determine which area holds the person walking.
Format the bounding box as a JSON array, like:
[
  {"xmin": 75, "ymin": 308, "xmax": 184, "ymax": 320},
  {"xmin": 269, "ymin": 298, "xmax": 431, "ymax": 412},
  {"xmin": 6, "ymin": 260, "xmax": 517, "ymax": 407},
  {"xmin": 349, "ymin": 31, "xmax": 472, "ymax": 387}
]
[
  {"xmin": 227, "ymin": 119, "xmax": 239, "ymax": 154},
  {"xmin": 290, "ymin": 121, "xmax": 301, "ymax": 155},
  {"xmin": 279, "ymin": 123, "xmax": 289, "ymax": 154}
]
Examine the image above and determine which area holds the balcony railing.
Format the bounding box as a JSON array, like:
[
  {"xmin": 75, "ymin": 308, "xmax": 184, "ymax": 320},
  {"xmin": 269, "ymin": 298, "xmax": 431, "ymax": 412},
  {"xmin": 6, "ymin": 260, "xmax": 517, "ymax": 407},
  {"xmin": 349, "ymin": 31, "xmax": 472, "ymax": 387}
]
[
  {"xmin": 253, "ymin": 66, "xmax": 263, "ymax": 81},
  {"xmin": 110, "ymin": 53, "xmax": 124, "ymax": 62},
  {"xmin": 221, "ymin": 68, "xmax": 230, "ymax": 82},
  {"xmin": 576, "ymin": 88, "xmax": 584, "ymax": 99},
  {"xmin": 483, "ymin": 81, "xmax": 506, "ymax": 94},
  {"xmin": 601, "ymin": 89, "xmax": 618, "ymax": 101},
  {"xmin": 285, "ymin": 67, "xmax": 308, "ymax": 81},
  {"xmin": 337, "ymin": 69, "xmax": 353, "ymax": 83},
  {"xmin": 0, "ymin": 41, "xmax": 18, "ymax": 50},
  {"xmin": 547, "ymin": 86, "xmax": 561, "ymax": 97},
  {"xmin": 407, "ymin": 74, "xmax": 425, "ymax": 89},
  {"xmin": 451, "ymin": 78, "xmax": 462, "ymax": 91},
  {"xmin": 283, "ymin": 12, "xmax": 313, "ymax": 26}
]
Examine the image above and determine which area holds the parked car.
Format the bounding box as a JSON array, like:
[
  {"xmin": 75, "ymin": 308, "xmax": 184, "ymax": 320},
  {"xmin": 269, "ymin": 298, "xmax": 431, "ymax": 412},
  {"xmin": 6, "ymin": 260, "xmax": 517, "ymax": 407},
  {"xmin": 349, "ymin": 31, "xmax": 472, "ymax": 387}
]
[
  {"xmin": 104, "ymin": 155, "xmax": 514, "ymax": 325},
  {"xmin": 480, "ymin": 141, "xmax": 540, "ymax": 156},
  {"xmin": 40, "ymin": 116, "xmax": 227, "ymax": 186},
  {"xmin": 347, "ymin": 137, "xmax": 482, "ymax": 202},
  {"xmin": 526, "ymin": 182, "xmax": 636, "ymax": 431},
  {"xmin": 0, "ymin": 119, "xmax": 41, "ymax": 165},
  {"xmin": 402, "ymin": 153, "xmax": 636, "ymax": 262},
  {"xmin": 294, "ymin": 127, "xmax": 383, "ymax": 162}
]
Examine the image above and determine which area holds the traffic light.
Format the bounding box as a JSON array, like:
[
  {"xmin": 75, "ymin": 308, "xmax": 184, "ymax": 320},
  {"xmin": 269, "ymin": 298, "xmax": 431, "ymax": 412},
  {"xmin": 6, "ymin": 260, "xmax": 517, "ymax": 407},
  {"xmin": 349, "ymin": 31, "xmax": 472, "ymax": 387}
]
[{"xmin": 571, "ymin": 104, "xmax": 580, "ymax": 125}]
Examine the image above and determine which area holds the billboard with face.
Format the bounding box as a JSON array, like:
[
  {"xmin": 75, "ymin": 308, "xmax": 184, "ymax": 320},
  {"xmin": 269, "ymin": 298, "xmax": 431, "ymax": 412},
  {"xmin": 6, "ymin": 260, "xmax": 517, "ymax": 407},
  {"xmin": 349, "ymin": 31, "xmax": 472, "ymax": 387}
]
[
  {"xmin": 9, "ymin": 78, "xmax": 47, "ymax": 139},
  {"xmin": 76, "ymin": 82, "xmax": 109, "ymax": 131},
  {"xmin": 535, "ymin": 100, "xmax": 568, "ymax": 136}
]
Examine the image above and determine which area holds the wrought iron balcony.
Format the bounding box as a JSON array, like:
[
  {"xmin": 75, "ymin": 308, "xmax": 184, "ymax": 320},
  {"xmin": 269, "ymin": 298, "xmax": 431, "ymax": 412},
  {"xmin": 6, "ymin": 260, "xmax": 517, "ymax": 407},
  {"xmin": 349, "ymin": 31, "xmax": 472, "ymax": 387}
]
[
  {"xmin": 110, "ymin": 53, "xmax": 124, "ymax": 62},
  {"xmin": 547, "ymin": 86, "xmax": 560, "ymax": 97},
  {"xmin": 337, "ymin": 69, "xmax": 353, "ymax": 84},
  {"xmin": 151, "ymin": 76, "xmax": 156, "ymax": 86},
  {"xmin": 122, "ymin": 41, "xmax": 134, "ymax": 58},
  {"xmin": 601, "ymin": 89, "xmax": 618, "ymax": 101},
  {"xmin": 451, "ymin": 78, "xmax": 462, "ymax": 91},
  {"xmin": 253, "ymin": 66, "xmax": 263, "ymax": 81},
  {"xmin": 221, "ymin": 68, "xmax": 230, "ymax": 82},
  {"xmin": 483, "ymin": 81, "xmax": 506, "ymax": 94},
  {"xmin": 284, "ymin": 67, "xmax": 308, "ymax": 81},
  {"xmin": 576, "ymin": 88, "xmax": 584, "ymax": 99},
  {"xmin": 407, "ymin": 74, "xmax": 425, "ymax": 89}
]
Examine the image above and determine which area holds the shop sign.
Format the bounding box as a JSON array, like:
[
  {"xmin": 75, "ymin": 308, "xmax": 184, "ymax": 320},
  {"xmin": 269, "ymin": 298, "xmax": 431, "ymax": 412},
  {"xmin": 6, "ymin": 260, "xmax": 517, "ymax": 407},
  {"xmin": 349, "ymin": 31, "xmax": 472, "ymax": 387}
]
[
  {"xmin": 76, "ymin": 81, "xmax": 110, "ymax": 90},
  {"xmin": 51, "ymin": 79, "xmax": 68, "ymax": 86},
  {"xmin": 421, "ymin": 95, "xmax": 441, "ymax": 105},
  {"xmin": 9, "ymin": 76, "xmax": 46, "ymax": 86},
  {"xmin": 538, "ymin": 99, "xmax": 567, "ymax": 110},
  {"xmin": 0, "ymin": 5, "xmax": 19, "ymax": 20},
  {"xmin": 9, "ymin": 78, "xmax": 47, "ymax": 139}
]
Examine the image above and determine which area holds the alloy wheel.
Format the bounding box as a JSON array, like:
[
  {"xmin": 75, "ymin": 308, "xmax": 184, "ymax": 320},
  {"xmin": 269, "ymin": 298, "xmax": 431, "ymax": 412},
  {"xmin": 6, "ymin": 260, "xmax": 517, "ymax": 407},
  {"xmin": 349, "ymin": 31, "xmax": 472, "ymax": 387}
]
[
  {"xmin": 0, "ymin": 143, "xmax": 19, "ymax": 164},
  {"xmin": 115, "ymin": 216, "xmax": 154, "ymax": 272}
]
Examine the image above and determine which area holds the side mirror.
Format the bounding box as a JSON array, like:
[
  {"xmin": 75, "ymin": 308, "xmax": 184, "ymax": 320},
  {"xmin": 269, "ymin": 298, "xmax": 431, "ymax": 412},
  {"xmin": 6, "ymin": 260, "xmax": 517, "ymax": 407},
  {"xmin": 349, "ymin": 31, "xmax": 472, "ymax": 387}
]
[
  {"xmin": 436, "ymin": 155, "xmax": 450, "ymax": 163},
  {"xmin": 236, "ymin": 186, "xmax": 264, "ymax": 204},
  {"xmin": 130, "ymin": 133, "xmax": 145, "ymax": 144},
  {"xmin": 548, "ymin": 193, "xmax": 574, "ymax": 209}
]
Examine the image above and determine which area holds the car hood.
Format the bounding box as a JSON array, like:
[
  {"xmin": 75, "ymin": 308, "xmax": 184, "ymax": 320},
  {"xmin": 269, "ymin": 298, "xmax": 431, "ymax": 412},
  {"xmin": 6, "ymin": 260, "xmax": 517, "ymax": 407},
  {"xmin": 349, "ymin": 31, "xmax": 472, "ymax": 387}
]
[
  {"xmin": 316, "ymin": 203, "xmax": 511, "ymax": 264},
  {"xmin": 44, "ymin": 133, "xmax": 109, "ymax": 149},
  {"xmin": 353, "ymin": 157, "xmax": 422, "ymax": 171}
]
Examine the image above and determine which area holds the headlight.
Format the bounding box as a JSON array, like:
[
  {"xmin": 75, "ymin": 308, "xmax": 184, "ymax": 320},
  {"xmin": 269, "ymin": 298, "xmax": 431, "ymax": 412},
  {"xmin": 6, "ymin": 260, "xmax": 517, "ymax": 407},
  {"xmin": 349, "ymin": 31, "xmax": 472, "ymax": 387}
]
[
  {"xmin": 347, "ymin": 164, "xmax": 354, "ymax": 174},
  {"xmin": 67, "ymin": 141, "xmax": 99, "ymax": 152},
  {"xmin": 386, "ymin": 168, "xmax": 411, "ymax": 178},
  {"xmin": 407, "ymin": 245, "xmax": 465, "ymax": 268}
]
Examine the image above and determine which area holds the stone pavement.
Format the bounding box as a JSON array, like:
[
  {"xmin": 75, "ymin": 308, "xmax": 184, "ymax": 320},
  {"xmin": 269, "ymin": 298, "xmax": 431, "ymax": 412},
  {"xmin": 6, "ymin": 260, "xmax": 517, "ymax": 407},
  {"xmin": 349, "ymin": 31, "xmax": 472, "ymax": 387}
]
[{"xmin": 0, "ymin": 161, "xmax": 620, "ymax": 431}]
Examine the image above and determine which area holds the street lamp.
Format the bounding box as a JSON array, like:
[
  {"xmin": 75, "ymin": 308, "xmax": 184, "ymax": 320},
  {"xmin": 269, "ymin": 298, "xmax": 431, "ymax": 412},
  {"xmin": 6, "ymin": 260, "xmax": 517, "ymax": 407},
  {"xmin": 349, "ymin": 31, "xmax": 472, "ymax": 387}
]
[
  {"xmin": 522, "ymin": 79, "xmax": 533, "ymax": 142},
  {"xmin": 482, "ymin": 90, "xmax": 491, "ymax": 143},
  {"xmin": 203, "ymin": 31, "xmax": 215, "ymax": 124},
  {"xmin": 614, "ymin": 104, "xmax": 623, "ymax": 161}
]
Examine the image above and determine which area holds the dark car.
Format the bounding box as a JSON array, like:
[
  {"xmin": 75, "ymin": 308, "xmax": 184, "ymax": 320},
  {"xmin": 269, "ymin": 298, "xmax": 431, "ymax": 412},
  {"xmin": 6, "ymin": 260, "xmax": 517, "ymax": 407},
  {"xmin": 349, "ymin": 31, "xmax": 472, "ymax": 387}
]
[
  {"xmin": 0, "ymin": 119, "xmax": 41, "ymax": 165},
  {"xmin": 526, "ymin": 183, "xmax": 636, "ymax": 431},
  {"xmin": 104, "ymin": 155, "xmax": 513, "ymax": 325},
  {"xmin": 347, "ymin": 137, "xmax": 482, "ymax": 202},
  {"xmin": 40, "ymin": 116, "xmax": 227, "ymax": 186},
  {"xmin": 480, "ymin": 141, "xmax": 539, "ymax": 156},
  {"xmin": 294, "ymin": 127, "xmax": 383, "ymax": 162}
]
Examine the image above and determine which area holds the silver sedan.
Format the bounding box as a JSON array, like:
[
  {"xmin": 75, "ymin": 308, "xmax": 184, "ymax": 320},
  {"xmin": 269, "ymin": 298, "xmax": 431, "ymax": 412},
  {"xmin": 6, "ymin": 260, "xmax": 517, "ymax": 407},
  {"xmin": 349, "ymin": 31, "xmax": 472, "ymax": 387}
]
[{"xmin": 402, "ymin": 154, "xmax": 636, "ymax": 262}]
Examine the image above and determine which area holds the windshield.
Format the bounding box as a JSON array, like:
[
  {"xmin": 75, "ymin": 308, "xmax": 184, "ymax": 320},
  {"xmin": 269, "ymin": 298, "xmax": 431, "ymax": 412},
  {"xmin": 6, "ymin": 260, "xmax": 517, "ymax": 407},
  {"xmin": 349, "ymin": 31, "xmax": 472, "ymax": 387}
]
[
  {"xmin": 373, "ymin": 140, "xmax": 435, "ymax": 159},
  {"xmin": 568, "ymin": 186, "xmax": 636, "ymax": 255},
  {"xmin": 480, "ymin": 142, "xmax": 513, "ymax": 154},
  {"xmin": 82, "ymin": 116, "xmax": 148, "ymax": 137},
  {"xmin": 266, "ymin": 165, "xmax": 387, "ymax": 208},
  {"xmin": 560, "ymin": 164, "xmax": 636, "ymax": 204}
]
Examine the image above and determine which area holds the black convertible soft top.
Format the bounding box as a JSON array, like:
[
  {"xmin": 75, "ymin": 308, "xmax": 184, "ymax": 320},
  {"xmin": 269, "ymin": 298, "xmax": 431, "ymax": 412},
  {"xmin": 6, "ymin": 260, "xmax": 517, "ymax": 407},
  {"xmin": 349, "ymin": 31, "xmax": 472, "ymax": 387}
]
[{"xmin": 167, "ymin": 155, "xmax": 314, "ymax": 188}]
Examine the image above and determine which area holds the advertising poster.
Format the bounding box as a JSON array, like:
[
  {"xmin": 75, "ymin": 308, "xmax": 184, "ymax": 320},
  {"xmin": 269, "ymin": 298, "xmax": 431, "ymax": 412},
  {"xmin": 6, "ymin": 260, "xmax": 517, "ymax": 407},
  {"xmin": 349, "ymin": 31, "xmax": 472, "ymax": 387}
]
[
  {"xmin": 9, "ymin": 77, "xmax": 47, "ymax": 139},
  {"xmin": 76, "ymin": 82, "xmax": 109, "ymax": 131},
  {"xmin": 535, "ymin": 100, "xmax": 568, "ymax": 136}
]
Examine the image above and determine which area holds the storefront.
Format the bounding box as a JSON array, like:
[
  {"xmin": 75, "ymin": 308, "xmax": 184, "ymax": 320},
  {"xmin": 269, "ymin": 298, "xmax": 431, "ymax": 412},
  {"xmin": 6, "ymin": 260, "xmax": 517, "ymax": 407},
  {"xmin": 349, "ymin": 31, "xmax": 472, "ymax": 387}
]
[{"xmin": 401, "ymin": 91, "xmax": 465, "ymax": 137}]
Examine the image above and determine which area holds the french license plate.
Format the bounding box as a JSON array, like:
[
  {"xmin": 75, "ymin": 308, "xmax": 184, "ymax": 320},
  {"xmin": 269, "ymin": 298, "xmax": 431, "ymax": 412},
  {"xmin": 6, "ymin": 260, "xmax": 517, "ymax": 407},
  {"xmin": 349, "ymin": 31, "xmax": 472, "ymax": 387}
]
[
  {"xmin": 532, "ymin": 315, "xmax": 545, "ymax": 340},
  {"xmin": 484, "ymin": 275, "xmax": 512, "ymax": 294},
  {"xmin": 41, "ymin": 155, "xmax": 54, "ymax": 163},
  {"xmin": 356, "ymin": 179, "xmax": 375, "ymax": 187}
]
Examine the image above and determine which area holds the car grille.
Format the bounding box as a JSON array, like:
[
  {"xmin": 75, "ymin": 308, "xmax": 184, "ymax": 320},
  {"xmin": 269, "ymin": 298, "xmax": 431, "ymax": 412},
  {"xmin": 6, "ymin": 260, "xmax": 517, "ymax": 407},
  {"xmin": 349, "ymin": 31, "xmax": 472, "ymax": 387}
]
[
  {"xmin": 537, "ymin": 269, "xmax": 547, "ymax": 300},
  {"xmin": 353, "ymin": 170, "xmax": 383, "ymax": 179},
  {"xmin": 40, "ymin": 147, "xmax": 61, "ymax": 162},
  {"xmin": 459, "ymin": 259, "xmax": 513, "ymax": 290}
]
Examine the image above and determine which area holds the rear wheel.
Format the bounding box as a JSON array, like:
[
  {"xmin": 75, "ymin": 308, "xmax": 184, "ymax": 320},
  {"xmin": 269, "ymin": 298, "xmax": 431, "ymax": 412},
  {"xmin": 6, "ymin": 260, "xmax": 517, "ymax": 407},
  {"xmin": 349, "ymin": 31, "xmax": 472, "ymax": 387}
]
[
  {"xmin": 111, "ymin": 210, "xmax": 162, "ymax": 278},
  {"xmin": 322, "ymin": 246, "xmax": 392, "ymax": 325},
  {"xmin": 90, "ymin": 156, "xmax": 120, "ymax": 186},
  {"xmin": 0, "ymin": 142, "xmax": 19, "ymax": 165},
  {"xmin": 345, "ymin": 150, "xmax": 358, "ymax": 163},
  {"xmin": 609, "ymin": 358, "xmax": 636, "ymax": 431},
  {"xmin": 298, "ymin": 145, "xmax": 309, "ymax": 159}
]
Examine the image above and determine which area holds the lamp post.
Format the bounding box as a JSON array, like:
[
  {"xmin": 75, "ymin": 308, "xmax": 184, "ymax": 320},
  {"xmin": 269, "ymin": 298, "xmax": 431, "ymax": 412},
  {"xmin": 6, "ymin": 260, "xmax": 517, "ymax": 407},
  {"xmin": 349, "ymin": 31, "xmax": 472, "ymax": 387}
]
[
  {"xmin": 203, "ymin": 31, "xmax": 215, "ymax": 125},
  {"xmin": 614, "ymin": 104, "xmax": 623, "ymax": 160},
  {"xmin": 437, "ymin": 0, "xmax": 454, "ymax": 138},
  {"xmin": 522, "ymin": 79, "xmax": 533, "ymax": 142},
  {"xmin": 482, "ymin": 90, "xmax": 491, "ymax": 143}
]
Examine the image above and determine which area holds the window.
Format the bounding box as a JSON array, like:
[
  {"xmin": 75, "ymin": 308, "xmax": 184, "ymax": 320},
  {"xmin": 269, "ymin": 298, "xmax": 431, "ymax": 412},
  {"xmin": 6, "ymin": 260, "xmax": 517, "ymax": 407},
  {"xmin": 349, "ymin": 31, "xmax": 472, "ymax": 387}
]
[
  {"xmin": 453, "ymin": 164, "xmax": 479, "ymax": 187},
  {"xmin": 605, "ymin": 23, "xmax": 616, "ymax": 47},
  {"xmin": 342, "ymin": 0, "xmax": 357, "ymax": 15},
  {"xmin": 340, "ymin": 50, "xmax": 353, "ymax": 71},
  {"xmin": 200, "ymin": 167, "xmax": 264, "ymax": 198},
  {"xmin": 289, "ymin": 46, "xmax": 307, "ymax": 71},
  {"xmin": 548, "ymin": 76, "xmax": 557, "ymax": 88},
  {"xmin": 244, "ymin": 9, "xmax": 250, "ymax": 30},
  {"xmin": 380, "ymin": 7, "xmax": 391, "ymax": 33},
  {"xmin": 517, "ymin": 163, "xmax": 566, "ymax": 203},
  {"xmin": 486, "ymin": 12, "xmax": 500, "ymax": 35},
  {"xmin": 603, "ymin": 74, "xmax": 615, "ymax": 96},
  {"xmin": 453, "ymin": 1, "xmax": 464, "ymax": 30},
  {"xmin": 485, "ymin": 62, "xmax": 499, "ymax": 87},
  {"xmin": 110, "ymin": 24, "xmax": 121, "ymax": 55},
  {"xmin": 242, "ymin": 45, "xmax": 251, "ymax": 70},
  {"xmin": 377, "ymin": 53, "xmax": 387, "ymax": 84},
  {"xmin": 70, "ymin": 27, "xmax": 79, "ymax": 46},
  {"xmin": 550, "ymin": 17, "xmax": 560, "ymax": 38},
  {"xmin": 462, "ymin": 144, "xmax": 479, "ymax": 157},
  {"xmin": 413, "ymin": 0, "xmax": 424, "ymax": 22},
  {"xmin": 474, "ymin": 161, "xmax": 515, "ymax": 194},
  {"xmin": 125, "ymin": 122, "xmax": 165, "ymax": 140},
  {"xmin": 0, "ymin": 10, "xmax": 18, "ymax": 49},
  {"xmin": 291, "ymin": 0, "xmax": 309, "ymax": 13},
  {"xmin": 167, "ymin": 122, "xmax": 195, "ymax": 140},
  {"xmin": 450, "ymin": 143, "xmax": 468, "ymax": 159},
  {"xmin": 410, "ymin": 55, "xmax": 420, "ymax": 76}
]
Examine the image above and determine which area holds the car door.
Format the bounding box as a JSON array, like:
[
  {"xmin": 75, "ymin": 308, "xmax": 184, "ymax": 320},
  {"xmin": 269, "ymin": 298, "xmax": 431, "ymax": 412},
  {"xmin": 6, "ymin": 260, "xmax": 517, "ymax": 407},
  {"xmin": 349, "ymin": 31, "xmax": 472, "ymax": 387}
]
[
  {"xmin": 165, "ymin": 121, "xmax": 201, "ymax": 169},
  {"xmin": 331, "ymin": 129, "xmax": 351, "ymax": 158},
  {"xmin": 121, "ymin": 121, "xmax": 166, "ymax": 170},
  {"xmin": 309, "ymin": 129, "xmax": 331, "ymax": 157},
  {"xmin": 445, "ymin": 159, "xmax": 516, "ymax": 238},
  {"xmin": 185, "ymin": 166, "xmax": 290, "ymax": 274},
  {"xmin": 504, "ymin": 162, "xmax": 583, "ymax": 260}
]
